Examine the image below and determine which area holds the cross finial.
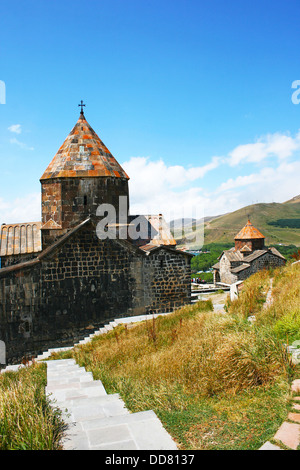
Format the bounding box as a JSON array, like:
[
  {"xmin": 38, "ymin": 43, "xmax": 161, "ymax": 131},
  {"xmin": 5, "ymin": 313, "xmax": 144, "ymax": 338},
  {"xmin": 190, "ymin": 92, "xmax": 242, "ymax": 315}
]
[{"xmin": 78, "ymin": 100, "xmax": 86, "ymax": 115}]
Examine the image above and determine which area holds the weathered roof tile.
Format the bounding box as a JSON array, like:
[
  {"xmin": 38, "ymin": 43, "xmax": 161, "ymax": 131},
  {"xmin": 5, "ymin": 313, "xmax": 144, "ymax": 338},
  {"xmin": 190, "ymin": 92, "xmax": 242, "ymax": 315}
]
[
  {"xmin": 40, "ymin": 113, "xmax": 129, "ymax": 181},
  {"xmin": 235, "ymin": 219, "xmax": 265, "ymax": 240}
]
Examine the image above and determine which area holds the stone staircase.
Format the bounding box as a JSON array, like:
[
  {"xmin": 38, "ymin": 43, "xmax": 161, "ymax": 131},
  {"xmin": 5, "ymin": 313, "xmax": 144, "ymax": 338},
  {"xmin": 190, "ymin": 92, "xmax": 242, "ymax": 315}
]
[
  {"xmin": 1, "ymin": 312, "xmax": 177, "ymax": 450},
  {"xmin": 35, "ymin": 313, "xmax": 172, "ymax": 362},
  {"xmin": 45, "ymin": 358, "xmax": 178, "ymax": 450}
]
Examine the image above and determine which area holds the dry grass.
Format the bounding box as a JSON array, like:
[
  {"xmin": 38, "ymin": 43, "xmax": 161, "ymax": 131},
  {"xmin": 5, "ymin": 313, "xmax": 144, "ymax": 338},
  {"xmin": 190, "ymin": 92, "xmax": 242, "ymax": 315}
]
[
  {"xmin": 0, "ymin": 363, "xmax": 66, "ymax": 450},
  {"xmin": 255, "ymin": 263, "xmax": 300, "ymax": 344},
  {"xmin": 56, "ymin": 293, "xmax": 294, "ymax": 401}
]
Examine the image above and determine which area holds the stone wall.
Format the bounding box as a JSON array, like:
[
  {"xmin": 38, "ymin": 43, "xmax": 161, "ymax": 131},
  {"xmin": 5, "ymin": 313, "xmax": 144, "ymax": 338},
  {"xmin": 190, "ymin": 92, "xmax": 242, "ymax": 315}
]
[
  {"xmin": 237, "ymin": 252, "xmax": 285, "ymax": 281},
  {"xmin": 219, "ymin": 255, "xmax": 238, "ymax": 285},
  {"xmin": 41, "ymin": 180, "xmax": 62, "ymax": 227},
  {"xmin": 143, "ymin": 249, "xmax": 191, "ymax": 313},
  {"xmin": 0, "ymin": 222, "xmax": 191, "ymax": 364},
  {"xmin": 41, "ymin": 177, "xmax": 129, "ymax": 247},
  {"xmin": 235, "ymin": 238, "xmax": 264, "ymax": 251}
]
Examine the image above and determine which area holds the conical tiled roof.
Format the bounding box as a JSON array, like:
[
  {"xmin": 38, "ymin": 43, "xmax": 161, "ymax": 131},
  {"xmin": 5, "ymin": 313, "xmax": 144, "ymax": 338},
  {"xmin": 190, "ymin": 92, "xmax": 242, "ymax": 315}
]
[
  {"xmin": 234, "ymin": 219, "xmax": 265, "ymax": 240},
  {"xmin": 41, "ymin": 113, "xmax": 129, "ymax": 180}
]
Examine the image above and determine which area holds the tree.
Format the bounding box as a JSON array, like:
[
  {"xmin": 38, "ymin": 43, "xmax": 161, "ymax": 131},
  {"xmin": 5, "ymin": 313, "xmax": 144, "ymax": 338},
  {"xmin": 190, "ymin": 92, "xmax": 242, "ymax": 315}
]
[{"xmin": 292, "ymin": 249, "xmax": 300, "ymax": 261}]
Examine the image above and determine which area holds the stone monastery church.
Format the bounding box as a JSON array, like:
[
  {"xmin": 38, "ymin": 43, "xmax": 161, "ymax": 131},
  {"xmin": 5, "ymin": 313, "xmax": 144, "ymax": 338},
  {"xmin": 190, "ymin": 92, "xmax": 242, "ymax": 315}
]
[
  {"xmin": 0, "ymin": 107, "xmax": 192, "ymax": 364},
  {"xmin": 213, "ymin": 219, "xmax": 286, "ymax": 285}
]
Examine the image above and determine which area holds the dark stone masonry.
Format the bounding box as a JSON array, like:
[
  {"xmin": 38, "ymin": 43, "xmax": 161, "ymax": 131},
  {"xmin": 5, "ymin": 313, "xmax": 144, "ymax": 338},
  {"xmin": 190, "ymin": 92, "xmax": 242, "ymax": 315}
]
[{"xmin": 0, "ymin": 111, "xmax": 192, "ymax": 364}]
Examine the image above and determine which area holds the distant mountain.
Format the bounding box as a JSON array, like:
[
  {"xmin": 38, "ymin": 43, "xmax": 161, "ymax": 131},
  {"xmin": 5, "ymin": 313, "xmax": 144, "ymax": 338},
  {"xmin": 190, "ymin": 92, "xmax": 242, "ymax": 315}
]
[
  {"xmin": 174, "ymin": 198, "xmax": 300, "ymax": 249},
  {"xmin": 170, "ymin": 215, "xmax": 221, "ymax": 231},
  {"xmin": 285, "ymin": 194, "xmax": 300, "ymax": 204}
]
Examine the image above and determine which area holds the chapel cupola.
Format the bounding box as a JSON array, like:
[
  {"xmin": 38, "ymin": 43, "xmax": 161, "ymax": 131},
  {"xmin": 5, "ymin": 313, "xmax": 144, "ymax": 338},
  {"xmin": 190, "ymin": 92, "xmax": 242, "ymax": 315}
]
[
  {"xmin": 234, "ymin": 218, "xmax": 265, "ymax": 252},
  {"xmin": 40, "ymin": 104, "xmax": 130, "ymax": 247}
]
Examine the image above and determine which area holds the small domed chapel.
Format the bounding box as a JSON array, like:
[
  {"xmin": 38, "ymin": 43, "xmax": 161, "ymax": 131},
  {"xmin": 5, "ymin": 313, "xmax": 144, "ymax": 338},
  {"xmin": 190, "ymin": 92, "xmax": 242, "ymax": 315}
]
[
  {"xmin": 213, "ymin": 219, "xmax": 286, "ymax": 285},
  {"xmin": 0, "ymin": 108, "xmax": 192, "ymax": 364}
]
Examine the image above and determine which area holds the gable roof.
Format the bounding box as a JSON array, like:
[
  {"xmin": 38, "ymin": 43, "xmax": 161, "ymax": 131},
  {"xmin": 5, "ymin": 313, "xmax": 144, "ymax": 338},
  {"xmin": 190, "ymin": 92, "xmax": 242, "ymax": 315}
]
[
  {"xmin": 231, "ymin": 263, "xmax": 251, "ymax": 274},
  {"xmin": 0, "ymin": 222, "xmax": 42, "ymax": 257},
  {"xmin": 243, "ymin": 249, "xmax": 270, "ymax": 263},
  {"xmin": 40, "ymin": 113, "xmax": 129, "ymax": 181},
  {"xmin": 268, "ymin": 247, "xmax": 286, "ymax": 260},
  {"xmin": 223, "ymin": 249, "xmax": 244, "ymax": 262},
  {"xmin": 235, "ymin": 219, "xmax": 265, "ymax": 240}
]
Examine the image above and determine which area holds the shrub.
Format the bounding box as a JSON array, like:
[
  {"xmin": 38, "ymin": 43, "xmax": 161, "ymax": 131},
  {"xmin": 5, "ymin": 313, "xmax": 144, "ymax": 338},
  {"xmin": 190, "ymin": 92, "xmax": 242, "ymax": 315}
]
[{"xmin": 273, "ymin": 310, "xmax": 300, "ymax": 343}]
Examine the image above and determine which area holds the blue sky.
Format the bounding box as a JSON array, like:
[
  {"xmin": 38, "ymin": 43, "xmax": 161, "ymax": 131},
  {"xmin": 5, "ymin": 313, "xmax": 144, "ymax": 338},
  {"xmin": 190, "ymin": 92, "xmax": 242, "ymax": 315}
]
[{"xmin": 0, "ymin": 0, "xmax": 300, "ymax": 222}]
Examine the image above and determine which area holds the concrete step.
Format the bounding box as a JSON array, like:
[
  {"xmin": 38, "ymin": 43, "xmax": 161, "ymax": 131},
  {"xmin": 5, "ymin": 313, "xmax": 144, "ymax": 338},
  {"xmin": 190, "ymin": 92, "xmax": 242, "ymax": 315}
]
[
  {"xmin": 62, "ymin": 410, "xmax": 178, "ymax": 450},
  {"xmin": 46, "ymin": 375, "xmax": 98, "ymax": 386},
  {"xmin": 47, "ymin": 368, "xmax": 90, "ymax": 379},
  {"xmin": 46, "ymin": 358, "xmax": 178, "ymax": 450},
  {"xmin": 46, "ymin": 363, "xmax": 82, "ymax": 372},
  {"xmin": 60, "ymin": 397, "xmax": 129, "ymax": 424},
  {"xmin": 46, "ymin": 382, "xmax": 107, "ymax": 401},
  {"xmin": 45, "ymin": 359, "xmax": 76, "ymax": 366}
]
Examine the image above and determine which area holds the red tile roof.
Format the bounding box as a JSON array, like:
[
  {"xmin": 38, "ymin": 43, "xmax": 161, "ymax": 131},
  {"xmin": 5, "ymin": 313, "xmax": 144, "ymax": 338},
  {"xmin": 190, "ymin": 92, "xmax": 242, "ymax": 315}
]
[
  {"xmin": 234, "ymin": 219, "xmax": 265, "ymax": 240},
  {"xmin": 40, "ymin": 113, "xmax": 129, "ymax": 180}
]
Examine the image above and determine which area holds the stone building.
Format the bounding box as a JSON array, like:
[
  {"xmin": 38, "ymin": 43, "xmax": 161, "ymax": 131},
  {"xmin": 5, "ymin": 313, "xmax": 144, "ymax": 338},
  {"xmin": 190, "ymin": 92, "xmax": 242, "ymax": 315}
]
[
  {"xmin": 0, "ymin": 108, "xmax": 192, "ymax": 364},
  {"xmin": 213, "ymin": 219, "xmax": 286, "ymax": 285}
]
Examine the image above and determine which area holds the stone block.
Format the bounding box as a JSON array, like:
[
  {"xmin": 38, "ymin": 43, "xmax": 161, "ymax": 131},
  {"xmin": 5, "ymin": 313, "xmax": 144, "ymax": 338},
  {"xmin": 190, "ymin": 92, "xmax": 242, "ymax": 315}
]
[
  {"xmin": 291, "ymin": 380, "xmax": 300, "ymax": 393},
  {"xmin": 259, "ymin": 441, "xmax": 282, "ymax": 450},
  {"xmin": 288, "ymin": 412, "xmax": 300, "ymax": 424},
  {"xmin": 87, "ymin": 424, "xmax": 132, "ymax": 447},
  {"xmin": 274, "ymin": 422, "xmax": 300, "ymax": 450}
]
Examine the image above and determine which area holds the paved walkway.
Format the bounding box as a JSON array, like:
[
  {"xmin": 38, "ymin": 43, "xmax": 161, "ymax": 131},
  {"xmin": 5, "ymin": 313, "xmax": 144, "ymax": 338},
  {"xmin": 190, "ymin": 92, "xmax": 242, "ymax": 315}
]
[
  {"xmin": 260, "ymin": 381, "xmax": 300, "ymax": 450},
  {"xmin": 45, "ymin": 358, "xmax": 178, "ymax": 450},
  {"xmin": 263, "ymin": 278, "xmax": 274, "ymax": 310}
]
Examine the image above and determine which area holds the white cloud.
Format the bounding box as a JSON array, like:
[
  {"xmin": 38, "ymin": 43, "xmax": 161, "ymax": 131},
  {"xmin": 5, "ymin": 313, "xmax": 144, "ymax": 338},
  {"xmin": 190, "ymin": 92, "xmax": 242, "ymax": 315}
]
[
  {"xmin": 10, "ymin": 137, "xmax": 34, "ymax": 151},
  {"xmin": 8, "ymin": 124, "xmax": 22, "ymax": 134},
  {"xmin": 215, "ymin": 160, "xmax": 300, "ymax": 209},
  {"xmin": 0, "ymin": 193, "xmax": 41, "ymax": 224},
  {"xmin": 123, "ymin": 156, "xmax": 222, "ymax": 220},
  {"xmin": 122, "ymin": 127, "xmax": 300, "ymax": 220},
  {"xmin": 228, "ymin": 131, "xmax": 300, "ymax": 166}
]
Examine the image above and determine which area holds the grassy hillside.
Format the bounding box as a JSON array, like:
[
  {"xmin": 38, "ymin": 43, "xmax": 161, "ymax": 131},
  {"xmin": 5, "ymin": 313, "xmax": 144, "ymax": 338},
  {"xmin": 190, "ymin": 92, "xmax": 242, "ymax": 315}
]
[
  {"xmin": 51, "ymin": 262, "xmax": 300, "ymax": 450},
  {"xmin": 175, "ymin": 199, "xmax": 300, "ymax": 248}
]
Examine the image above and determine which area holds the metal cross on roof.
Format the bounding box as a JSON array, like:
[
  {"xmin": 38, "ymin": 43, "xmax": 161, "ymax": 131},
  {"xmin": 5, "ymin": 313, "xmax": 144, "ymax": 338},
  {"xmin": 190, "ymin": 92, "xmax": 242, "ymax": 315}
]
[{"xmin": 78, "ymin": 100, "xmax": 86, "ymax": 114}]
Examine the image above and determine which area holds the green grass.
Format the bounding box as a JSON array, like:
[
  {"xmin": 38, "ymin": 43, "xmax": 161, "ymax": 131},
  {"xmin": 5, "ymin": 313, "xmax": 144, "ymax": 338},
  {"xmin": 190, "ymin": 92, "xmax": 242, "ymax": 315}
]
[
  {"xmin": 0, "ymin": 363, "xmax": 66, "ymax": 450},
  {"xmin": 52, "ymin": 266, "xmax": 300, "ymax": 450}
]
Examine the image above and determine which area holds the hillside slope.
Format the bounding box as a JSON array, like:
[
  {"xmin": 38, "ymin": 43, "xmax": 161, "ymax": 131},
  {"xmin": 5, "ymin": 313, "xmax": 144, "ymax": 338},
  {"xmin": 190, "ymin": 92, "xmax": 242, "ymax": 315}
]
[{"xmin": 175, "ymin": 199, "xmax": 300, "ymax": 248}]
